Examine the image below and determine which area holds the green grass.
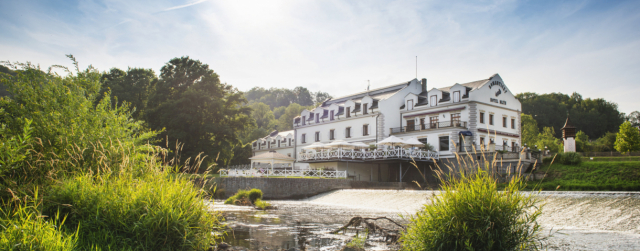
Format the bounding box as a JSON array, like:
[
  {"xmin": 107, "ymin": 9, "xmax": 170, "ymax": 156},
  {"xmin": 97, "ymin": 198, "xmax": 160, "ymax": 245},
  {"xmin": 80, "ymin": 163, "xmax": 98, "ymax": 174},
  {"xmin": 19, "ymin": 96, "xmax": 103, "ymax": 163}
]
[
  {"xmin": 581, "ymin": 156, "xmax": 640, "ymax": 162},
  {"xmin": 530, "ymin": 161, "xmax": 640, "ymax": 191}
]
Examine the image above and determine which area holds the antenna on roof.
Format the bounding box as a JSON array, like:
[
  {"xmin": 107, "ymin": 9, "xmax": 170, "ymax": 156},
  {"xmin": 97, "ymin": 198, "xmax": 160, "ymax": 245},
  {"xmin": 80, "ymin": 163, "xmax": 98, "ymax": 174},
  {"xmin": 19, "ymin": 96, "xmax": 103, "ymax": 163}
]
[{"xmin": 367, "ymin": 80, "xmax": 370, "ymax": 91}]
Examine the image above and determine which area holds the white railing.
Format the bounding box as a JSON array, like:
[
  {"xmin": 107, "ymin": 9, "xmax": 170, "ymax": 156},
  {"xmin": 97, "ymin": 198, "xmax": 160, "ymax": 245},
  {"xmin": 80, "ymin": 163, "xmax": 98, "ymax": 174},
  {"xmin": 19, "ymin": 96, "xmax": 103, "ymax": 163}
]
[
  {"xmin": 219, "ymin": 169, "xmax": 347, "ymax": 178},
  {"xmin": 297, "ymin": 148, "xmax": 439, "ymax": 162}
]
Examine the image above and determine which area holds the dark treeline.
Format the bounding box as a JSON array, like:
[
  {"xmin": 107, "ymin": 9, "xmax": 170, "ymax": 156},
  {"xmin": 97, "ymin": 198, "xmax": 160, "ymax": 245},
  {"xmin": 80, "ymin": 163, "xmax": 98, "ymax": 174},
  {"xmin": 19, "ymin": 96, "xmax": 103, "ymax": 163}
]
[
  {"xmin": 517, "ymin": 92, "xmax": 627, "ymax": 139},
  {"xmin": 95, "ymin": 58, "xmax": 331, "ymax": 166}
]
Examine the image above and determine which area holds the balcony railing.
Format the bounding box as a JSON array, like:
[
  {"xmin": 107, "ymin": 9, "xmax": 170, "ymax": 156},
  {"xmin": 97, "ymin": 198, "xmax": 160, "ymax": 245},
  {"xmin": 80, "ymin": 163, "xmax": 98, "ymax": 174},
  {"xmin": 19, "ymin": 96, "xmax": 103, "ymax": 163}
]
[
  {"xmin": 390, "ymin": 121, "xmax": 467, "ymax": 134},
  {"xmin": 220, "ymin": 169, "xmax": 347, "ymax": 178},
  {"xmin": 297, "ymin": 148, "xmax": 439, "ymax": 162}
]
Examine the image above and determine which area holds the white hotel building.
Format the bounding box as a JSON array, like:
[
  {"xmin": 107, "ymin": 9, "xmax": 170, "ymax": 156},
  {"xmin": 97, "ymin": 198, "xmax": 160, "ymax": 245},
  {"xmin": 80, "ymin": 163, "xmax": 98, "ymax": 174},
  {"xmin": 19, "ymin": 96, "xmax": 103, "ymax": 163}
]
[{"xmin": 252, "ymin": 74, "xmax": 526, "ymax": 182}]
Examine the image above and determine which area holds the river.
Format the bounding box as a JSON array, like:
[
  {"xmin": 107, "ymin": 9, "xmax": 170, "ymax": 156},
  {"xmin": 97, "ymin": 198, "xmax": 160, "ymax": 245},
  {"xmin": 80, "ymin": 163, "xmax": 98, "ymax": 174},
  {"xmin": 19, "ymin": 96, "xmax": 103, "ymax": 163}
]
[{"xmin": 210, "ymin": 190, "xmax": 640, "ymax": 251}]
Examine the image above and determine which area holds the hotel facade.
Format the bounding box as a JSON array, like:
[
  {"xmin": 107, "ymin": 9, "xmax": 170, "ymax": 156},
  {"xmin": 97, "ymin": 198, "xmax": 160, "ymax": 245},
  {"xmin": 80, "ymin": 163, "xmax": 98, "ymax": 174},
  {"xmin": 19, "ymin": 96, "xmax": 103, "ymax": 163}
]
[{"xmin": 252, "ymin": 74, "xmax": 527, "ymax": 182}]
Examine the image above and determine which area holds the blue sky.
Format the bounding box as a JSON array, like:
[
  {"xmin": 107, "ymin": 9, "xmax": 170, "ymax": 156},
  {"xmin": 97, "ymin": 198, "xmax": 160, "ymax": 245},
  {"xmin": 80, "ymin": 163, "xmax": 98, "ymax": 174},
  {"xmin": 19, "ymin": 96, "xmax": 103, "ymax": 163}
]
[{"xmin": 1, "ymin": 0, "xmax": 639, "ymax": 114}]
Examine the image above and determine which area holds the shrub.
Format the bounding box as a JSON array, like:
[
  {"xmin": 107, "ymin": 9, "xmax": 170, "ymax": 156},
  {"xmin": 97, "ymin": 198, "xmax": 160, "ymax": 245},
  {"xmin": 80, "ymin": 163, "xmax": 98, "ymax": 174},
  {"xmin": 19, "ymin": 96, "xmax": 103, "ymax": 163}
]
[
  {"xmin": 254, "ymin": 199, "xmax": 271, "ymax": 210},
  {"xmin": 0, "ymin": 192, "xmax": 77, "ymax": 250},
  {"xmin": 560, "ymin": 152, "xmax": 582, "ymax": 165},
  {"xmin": 401, "ymin": 159, "xmax": 543, "ymax": 250},
  {"xmin": 44, "ymin": 167, "xmax": 222, "ymax": 250},
  {"xmin": 248, "ymin": 188, "xmax": 263, "ymax": 203}
]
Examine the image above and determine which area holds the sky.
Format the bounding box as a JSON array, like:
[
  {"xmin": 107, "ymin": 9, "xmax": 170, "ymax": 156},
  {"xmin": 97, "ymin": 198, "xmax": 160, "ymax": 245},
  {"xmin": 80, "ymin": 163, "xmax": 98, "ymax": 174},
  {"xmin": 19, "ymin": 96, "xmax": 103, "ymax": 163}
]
[{"xmin": 1, "ymin": 0, "xmax": 639, "ymax": 114}]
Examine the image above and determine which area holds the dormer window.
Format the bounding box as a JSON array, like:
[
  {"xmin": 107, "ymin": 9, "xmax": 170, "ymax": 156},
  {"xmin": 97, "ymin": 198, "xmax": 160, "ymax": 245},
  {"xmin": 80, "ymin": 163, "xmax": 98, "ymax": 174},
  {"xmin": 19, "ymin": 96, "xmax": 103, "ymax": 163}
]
[
  {"xmin": 302, "ymin": 116, "xmax": 306, "ymax": 125},
  {"xmin": 346, "ymin": 107, "xmax": 351, "ymax": 118},
  {"xmin": 453, "ymin": 91, "xmax": 460, "ymax": 102},
  {"xmin": 315, "ymin": 113, "xmax": 319, "ymax": 123},
  {"xmin": 430, "ymin": 95, "xmax": 437, "ymax": 106},
  {"xmin": 363, "ymin": 104, "xmax": 368, "ymax": 115},
  {"xmin": 330, "ymin": 110, "xmax": 334, "ymax": 121},
  {"xmin": 407, "ymin": 100, "xmax": 413, "ymax": 110}
]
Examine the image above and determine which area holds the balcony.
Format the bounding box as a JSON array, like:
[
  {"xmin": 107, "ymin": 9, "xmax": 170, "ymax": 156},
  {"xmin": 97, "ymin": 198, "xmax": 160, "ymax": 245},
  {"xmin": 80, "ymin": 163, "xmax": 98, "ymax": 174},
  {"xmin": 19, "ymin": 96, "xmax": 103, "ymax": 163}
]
[
  {"xmin": 390, "ymin": 121, "xmax": 467, "ymax": 134},
  {"xmin": 298, "ymin": 148, "xmax": 439, "ymax": 162}
]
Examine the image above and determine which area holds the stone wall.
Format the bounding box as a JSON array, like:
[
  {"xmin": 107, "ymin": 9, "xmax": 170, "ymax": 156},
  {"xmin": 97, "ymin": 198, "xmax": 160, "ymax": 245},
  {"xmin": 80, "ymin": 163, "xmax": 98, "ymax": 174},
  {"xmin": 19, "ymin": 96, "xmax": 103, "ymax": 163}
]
[{"xmin": 205, "ymin": 177, "xmax": 411, "ymax": 200}]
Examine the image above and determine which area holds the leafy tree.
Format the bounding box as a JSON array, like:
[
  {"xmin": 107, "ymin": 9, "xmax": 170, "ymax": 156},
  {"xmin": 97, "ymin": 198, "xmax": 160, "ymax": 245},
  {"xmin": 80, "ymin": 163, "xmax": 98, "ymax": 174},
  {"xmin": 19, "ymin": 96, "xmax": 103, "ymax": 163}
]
[
  {"xmin": 100, "ymin": 67, "xmax": 157, "ymax": 120},
  {"xmin": 627, "ymin": 111, "xmax": 640, "ymax": 127},
  {"xmin": 312, "ymin": 90, "xmax": 332, "ymax": 105},
  {"xmin": 592, "ymin": 132, "xmax": 617, "ymax": 152},
  {"xmin": 273, "ymin": 106, "xmax": 286, "ymax": 120},
  {"xmin": 277, "ymin": 103, "xmax": 311, "ymax": 131},
  {"xmin": 244, "ymin": 86, "xmax": 316, "ymax": 108},
  {"xmin": 250, "ymin": 102, "xmax": 277, "ymax": 131},
  {"xmin": 535, "ymin": 127, "xmax": 563, "ymax": 153},
  {"xmin": 575, "ymin": 130, "xmax": 590, "ymax": 152},
  {"xmin": 614, "ymin": 121, "xmax": 640, "ymax": 153},
  {"xmin": 146, "ymin": 56, "xmax": 251, "ymax": 165},
  {"xmin": 521, "ymin": 114, "xmax": 539, "ymax": 147},
  {"xmin": 516, "ymin": 92, "xmax": 624, "ymax": 139}
]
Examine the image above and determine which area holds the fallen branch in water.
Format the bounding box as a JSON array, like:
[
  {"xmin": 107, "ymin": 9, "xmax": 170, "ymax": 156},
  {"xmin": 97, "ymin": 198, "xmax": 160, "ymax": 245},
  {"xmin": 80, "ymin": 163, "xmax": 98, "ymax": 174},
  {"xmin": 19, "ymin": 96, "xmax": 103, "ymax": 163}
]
[{"xmin": 332, "ymin": 216, "xmax": 406, "ymax": 244}]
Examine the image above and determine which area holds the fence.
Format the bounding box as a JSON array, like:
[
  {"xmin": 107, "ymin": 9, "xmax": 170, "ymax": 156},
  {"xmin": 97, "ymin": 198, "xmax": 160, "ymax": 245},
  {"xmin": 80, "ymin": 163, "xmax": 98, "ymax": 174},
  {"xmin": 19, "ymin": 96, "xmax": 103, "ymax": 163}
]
[
  {"xmin": 219, "ymin": 169, "xmax": 347, "ymax": 178},
  {"xmin": 297, "ymin": 148, "xmax": 439, "ymax": 162},
  {"xmin": 580, "ymin": 151, "xmax": 640, "ymax": 157}
]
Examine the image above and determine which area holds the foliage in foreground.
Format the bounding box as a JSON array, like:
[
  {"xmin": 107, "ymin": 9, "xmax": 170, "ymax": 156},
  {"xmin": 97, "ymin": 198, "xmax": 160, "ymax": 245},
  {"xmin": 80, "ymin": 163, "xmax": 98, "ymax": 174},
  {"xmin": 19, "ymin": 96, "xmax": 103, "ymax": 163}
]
[
  {"xmin": 253, "ymin": 199, "xmax": 271, "ymax": 210},
  {"xmin": 0, "ymin": 191, "xmax": 78, "ymax": 250},
  {"xmin": 614, "ymin": 121, "xmax": 640, "ymax": 154},
  {"xmin": 44, "ymin": 162, "xmax": 222, "ymax": 250},
  {"xmin": 401, "ymin": 160, "xmax": 543, "ymax": 250}
]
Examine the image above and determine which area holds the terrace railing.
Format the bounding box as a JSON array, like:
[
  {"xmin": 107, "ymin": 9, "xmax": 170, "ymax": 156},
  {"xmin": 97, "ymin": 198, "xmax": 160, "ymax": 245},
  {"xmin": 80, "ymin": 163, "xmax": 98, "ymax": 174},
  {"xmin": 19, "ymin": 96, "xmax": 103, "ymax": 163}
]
[
  {"xmin": 297, "ymin": 148, "xmax": 439, "ymax": 162},
  {"xmin": 219, "ymin": 169, "xmax": 347, "ymax": 178},
  {"xmin": 390, "ymin": 121, "xmax": 467, "ymax": 134}
]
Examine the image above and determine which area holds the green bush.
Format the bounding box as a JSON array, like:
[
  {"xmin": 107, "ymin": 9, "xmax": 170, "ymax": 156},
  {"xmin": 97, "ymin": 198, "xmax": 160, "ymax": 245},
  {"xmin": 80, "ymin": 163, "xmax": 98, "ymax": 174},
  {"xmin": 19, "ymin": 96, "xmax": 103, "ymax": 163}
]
[
  {"xmin": 0, "ymin": 192, "xmax": 77, "ymax": 250},
  {"xmin": 560, "ymin": 152, "xmax": 582, "ymax": 165},
  {"xmin": 401, "ymin": 161, "xmax": 543, "ymax": 250},
  {"xmin": 254, "ymin": 199, "xmax": 271, "ymax": 210},
  {"xmin": 248, "ymin": 188, "xmax": 263, "ymax": 203},
  {"xmin": 45, "ymin": 167, "xmax": 222, "ymax": 250}
]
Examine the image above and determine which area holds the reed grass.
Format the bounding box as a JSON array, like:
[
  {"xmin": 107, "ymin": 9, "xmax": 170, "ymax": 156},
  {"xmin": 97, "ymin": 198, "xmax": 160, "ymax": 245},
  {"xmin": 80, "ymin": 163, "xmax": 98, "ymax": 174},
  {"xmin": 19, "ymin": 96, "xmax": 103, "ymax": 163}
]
[{"xmin": 401, "ymin": 144, "xmax": 543, "ymax": 251}]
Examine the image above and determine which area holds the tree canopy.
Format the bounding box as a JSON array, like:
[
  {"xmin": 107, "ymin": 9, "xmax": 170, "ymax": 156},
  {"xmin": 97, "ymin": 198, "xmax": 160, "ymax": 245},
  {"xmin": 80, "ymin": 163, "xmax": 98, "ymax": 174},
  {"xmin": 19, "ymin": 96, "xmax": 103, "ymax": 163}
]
[
  {"xmin": 145, "ymin": 57, "xmax": 251, "ymax": 165},
  {"xmin": 100, "ymin": 67, "xmax": 157, "ymax": 120},
  {"xmin": 614, "ymin": 121, "xmax": 640, "ymax": 153},
  {"xmin": 516, "ymin": 92, "xmax": 624, "ymax": 139}
]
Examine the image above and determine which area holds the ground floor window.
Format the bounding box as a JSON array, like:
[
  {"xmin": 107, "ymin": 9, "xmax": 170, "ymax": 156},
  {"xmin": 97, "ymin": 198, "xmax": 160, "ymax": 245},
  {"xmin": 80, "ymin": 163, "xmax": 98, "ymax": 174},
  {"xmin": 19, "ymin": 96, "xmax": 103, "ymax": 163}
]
[{"xmin": 439, "ymin": 136, "xmax": 449, "ymax": 151}]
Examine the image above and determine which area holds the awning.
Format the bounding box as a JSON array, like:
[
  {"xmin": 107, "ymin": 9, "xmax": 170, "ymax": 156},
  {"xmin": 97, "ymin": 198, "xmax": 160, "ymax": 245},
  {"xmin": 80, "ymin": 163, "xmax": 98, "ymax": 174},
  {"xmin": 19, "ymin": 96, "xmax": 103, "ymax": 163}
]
[
  {"xmin": 403, "ymin": 106, "xmax": 466, "ymax": 118},
  {"xmin": 458, "ymin": 131, "xmax": 473, "ymax": 136}
]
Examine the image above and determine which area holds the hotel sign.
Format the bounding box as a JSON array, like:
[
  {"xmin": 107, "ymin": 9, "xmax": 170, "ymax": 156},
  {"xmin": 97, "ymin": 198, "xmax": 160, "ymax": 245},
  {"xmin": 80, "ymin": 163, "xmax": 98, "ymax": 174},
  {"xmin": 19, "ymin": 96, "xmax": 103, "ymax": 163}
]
[{"xmin": 489, "ymin": 81, "xmax": 507, "ymax": 105}]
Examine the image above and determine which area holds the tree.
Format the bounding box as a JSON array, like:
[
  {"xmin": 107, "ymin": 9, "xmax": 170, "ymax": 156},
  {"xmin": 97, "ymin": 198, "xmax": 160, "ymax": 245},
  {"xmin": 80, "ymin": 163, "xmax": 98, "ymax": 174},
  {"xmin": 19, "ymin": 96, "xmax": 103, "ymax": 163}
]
[
  {"xmin": 146, "ymin": 56, "xmax": 251, "ymax": 165},
  {"xmin": 277, "ymin": 103, "xmax": 311, "ymax": 131},
  {"xmin": 627, "ymin": 111, "xmax": 640, "ymax": 127},
  {"xmin": 273, "ymin": 106, "xmax": 286, "ymax": 120},
  {"xmin": 244, "ymin": 86, "xmax": 316, "ymax": 109},
  {"xmin": 312, "ymin": 90, "xmax": 332, "ymax": 105},
  {"xmin": 535, "ymin": 127, "xmax": 563, "ymax": 153},
  {"xmin": 249, "ymin": 102, "xmax": 277, "ymax": 130},
  {"xmin": 100, "ymin": 67, "xmax": 157, "ymax": 120},
  {"xmin": 614, "ymin": 121, "xmax": 640, "ymax": 154},
  {"xmin": 575, "ymin": 130, "xmax": 590, "ymax": 152},
  {"xmin": 516, "ymin": 92, "xmax": 625, "ymax": 139},
  {"xmin": 521, "ymin": 114, "xmax": 539, "ymax": 147}
]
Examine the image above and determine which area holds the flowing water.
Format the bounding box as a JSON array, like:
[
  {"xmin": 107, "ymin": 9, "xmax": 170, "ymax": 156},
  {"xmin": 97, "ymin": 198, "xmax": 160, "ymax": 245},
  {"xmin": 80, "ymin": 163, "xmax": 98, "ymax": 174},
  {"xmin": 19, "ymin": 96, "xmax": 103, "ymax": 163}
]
[{"xmin": 210, "ymin": 190, "xmax": 640, "ymax": 251}]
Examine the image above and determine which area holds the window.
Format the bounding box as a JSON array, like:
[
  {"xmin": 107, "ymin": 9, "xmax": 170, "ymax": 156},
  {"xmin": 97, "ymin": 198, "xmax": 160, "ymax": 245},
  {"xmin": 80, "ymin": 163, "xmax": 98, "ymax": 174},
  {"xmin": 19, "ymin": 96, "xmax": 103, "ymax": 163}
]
[
  {"xmin": 480, "ymin": 137, "xmax": 485, "ymax": 145},
  {"xmin": 439, "ymin": 136, "xmax": 449, "ymax": 151},
  {"xmin": 330, "ymin": 129, "xmax": 335, "ymax": 140},
  {"xmin": 430, "ymin": 116, "xmax": 439, "ymax": 128},
  {"xmin": 407, "ymin": 100, "xmax": 413, "ymax": 110},
  {"xmin": 418, "ymin": 138, "xmax": 428, "ymax": 147},
  {"xmin": 346, "ymin": 107, "xmax": 351, "ymax": 118},
  {"xmin": 346, "ymin": 127, "xmax": 351, "ymax": 138},
  {"xmin": 430, "ymin": 95, "xmax": 437, "ymax": 106},
  {"xmin": 511, "ymin": 118, "xmax": 515, "ymax": 129},
  {"xmin": 278, "ymin": 140, "xmax": 280, "ymax": 147},
  {"xmin": 503, "ymin": 140, "xmax": 508, "ymax": 146},
  {"xmin": 503, "ymin": 117, "xmax": 507, "ymax": 127},
  {"xmin": 489, "ymin": 114, "xmax": 494, "ymax": 125},
  {"xmin": 316, "ymin": 113, "xmax": 319, "ymax": 123},
  {"xmin": 451, "ymin": 113, "xmax": 461, "ymax": 126},
  {"xmin": 315, "ymin": 132, "xmax": 320, "ymax": 142},
  {"xmin": 363, "ymin": 124, "xmax": 369, "ymax": 135},
  {"xmin": 406, "ymin": 119, "xmax": 415, "ymax": 132},
  {"xmin": 480, "ymin": 112, "xmax": 485, "ymax": 123},
  {"xmin": 453, "ymin": 91, "xmax": 460, "ymax": 102},
  {"xmin": 289, "ymin": 138, "xmax": 292, "ymax": 146},
  {"xmin": 363, "ymin": 104, "xmax": 368, "ymax": 114},
  {"xmin": 420, "ymin": 118, "xmax": 426, "ymax": 130},
  {"xmin": 330, "ymin": 110, "xmax": 334, "ymax": 121},
  {"xmin": 302, "ymin": 116, "xmax": 306, "ymax": 125},
  {"xmin": 302, "ymin": 134, "xmax": 306, "ymax": 143}
]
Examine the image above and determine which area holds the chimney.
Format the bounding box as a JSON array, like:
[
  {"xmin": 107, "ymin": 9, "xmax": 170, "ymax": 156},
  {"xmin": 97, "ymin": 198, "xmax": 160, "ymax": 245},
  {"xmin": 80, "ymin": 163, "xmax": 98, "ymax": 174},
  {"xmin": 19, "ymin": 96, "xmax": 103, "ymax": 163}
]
[{"xmin": 421, "ymin": 78, "xmax": 427, "ymax": 93}]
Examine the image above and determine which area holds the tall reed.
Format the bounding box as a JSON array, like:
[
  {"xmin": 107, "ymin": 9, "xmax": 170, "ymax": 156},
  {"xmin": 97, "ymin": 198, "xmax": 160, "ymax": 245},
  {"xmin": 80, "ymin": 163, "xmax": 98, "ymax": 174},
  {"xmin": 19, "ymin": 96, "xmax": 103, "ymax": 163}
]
[{"xmin": 402, "ymin": 143, "xmax": 543, "ymax": 251}]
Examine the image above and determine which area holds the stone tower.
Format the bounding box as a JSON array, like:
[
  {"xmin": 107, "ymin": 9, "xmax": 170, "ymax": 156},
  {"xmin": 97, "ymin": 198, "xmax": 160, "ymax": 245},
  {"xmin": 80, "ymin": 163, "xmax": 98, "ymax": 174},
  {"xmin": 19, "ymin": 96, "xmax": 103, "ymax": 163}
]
[{"xmin": 562, "ymin": 116, "xmax": 576, "ymax": 152}]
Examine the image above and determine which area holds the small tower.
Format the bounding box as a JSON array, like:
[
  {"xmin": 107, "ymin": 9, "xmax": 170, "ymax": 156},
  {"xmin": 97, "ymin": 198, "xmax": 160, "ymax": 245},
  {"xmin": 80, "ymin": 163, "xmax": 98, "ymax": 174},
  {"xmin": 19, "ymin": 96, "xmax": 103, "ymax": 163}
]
[{"xmin": 562, "ymin": 116, "xmax": 577, "ymax": 152}]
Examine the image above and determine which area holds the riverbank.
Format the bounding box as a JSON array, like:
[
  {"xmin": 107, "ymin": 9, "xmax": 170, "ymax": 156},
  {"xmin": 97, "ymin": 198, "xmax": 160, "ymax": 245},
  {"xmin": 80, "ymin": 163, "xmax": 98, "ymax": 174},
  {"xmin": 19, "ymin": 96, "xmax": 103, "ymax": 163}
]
[
  {"xmin": 211, "ymin": 189, "xmax": 640, "ymax": 250},
  {"xmin": 529, "ymin": 161, "xmax": 640, "ymax": 191}
]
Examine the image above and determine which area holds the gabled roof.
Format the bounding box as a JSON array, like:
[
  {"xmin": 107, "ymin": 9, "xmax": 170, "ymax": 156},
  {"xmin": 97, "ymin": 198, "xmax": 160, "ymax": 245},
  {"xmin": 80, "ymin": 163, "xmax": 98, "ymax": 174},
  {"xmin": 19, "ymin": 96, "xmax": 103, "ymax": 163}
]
[
  {"xmin": 437, "ymin": 74, "xmax": 496, "ymax": 93},
  {"xmin": 324, "ymin": 79, "xmax": 415, "ymax": 106},
  {"xmin": 562, "ymin": 117, "xmax": 576, "ymax": 129}
]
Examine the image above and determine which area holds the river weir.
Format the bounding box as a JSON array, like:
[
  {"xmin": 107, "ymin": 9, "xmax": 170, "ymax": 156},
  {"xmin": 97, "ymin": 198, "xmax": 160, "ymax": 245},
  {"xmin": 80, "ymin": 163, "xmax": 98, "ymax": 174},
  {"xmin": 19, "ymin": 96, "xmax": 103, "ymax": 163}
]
[{"xmin": 210, "ymin": 190, "xmax": 640, "ymax": 250}]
